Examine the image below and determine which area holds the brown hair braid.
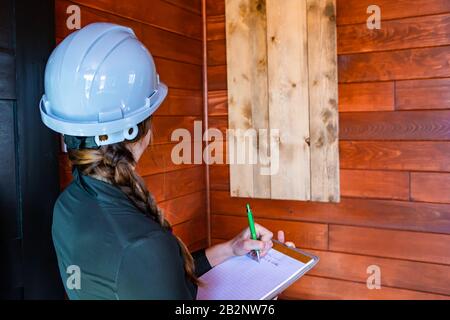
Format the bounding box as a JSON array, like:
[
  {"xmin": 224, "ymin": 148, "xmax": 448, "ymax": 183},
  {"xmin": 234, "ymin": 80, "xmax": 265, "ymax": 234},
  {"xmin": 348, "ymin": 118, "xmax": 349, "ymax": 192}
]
[{"xmin": 67, "ymin": 117, "xmax": 200, "ymax": 285}]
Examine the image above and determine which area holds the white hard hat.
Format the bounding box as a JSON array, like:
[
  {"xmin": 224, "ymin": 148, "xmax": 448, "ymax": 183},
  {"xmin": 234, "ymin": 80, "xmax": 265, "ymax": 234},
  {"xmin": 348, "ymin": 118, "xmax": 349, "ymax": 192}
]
[{"xmin": 39, "ymin": 22, "xmax": 168, "ymax": 146}]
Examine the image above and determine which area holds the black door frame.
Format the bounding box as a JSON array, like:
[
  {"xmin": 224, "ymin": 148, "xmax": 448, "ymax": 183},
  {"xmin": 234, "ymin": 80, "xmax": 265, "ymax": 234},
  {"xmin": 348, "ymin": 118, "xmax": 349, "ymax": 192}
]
[{"xmin": 0, "ymin": 0, "xmax": 64, "ymax": 299}]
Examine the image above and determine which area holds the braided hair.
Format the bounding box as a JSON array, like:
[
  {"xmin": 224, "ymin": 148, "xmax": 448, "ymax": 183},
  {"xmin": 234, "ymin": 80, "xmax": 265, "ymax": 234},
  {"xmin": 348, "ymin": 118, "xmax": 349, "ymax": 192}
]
[{"xmin": 67, "ymin": 117, "xmax": 199, "ymax": 285}]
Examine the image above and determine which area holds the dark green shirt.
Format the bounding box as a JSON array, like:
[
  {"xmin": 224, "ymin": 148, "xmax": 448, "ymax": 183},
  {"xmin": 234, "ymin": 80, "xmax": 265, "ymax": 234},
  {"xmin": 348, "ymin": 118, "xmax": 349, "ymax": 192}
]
[{"xmin": 52, "ymin": 169, "xmax": 212, "ymax": 300}]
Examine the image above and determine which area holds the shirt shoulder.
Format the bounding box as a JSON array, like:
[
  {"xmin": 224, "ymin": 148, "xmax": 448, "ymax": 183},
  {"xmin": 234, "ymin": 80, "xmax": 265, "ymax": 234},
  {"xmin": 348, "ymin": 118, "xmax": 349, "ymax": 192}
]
[{"xmin": 115, "ymin": 230, "xmax": 195, "ymax": 300}]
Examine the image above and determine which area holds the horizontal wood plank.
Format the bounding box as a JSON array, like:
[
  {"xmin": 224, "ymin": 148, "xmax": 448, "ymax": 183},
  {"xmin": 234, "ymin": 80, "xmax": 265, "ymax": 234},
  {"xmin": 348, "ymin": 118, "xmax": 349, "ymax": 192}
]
[
  {"xmin": 340, "ymin": 110, "xmax": 450, "ymax": 140},
  {"xmin": 207, "ymin": 15, "xmax": 225, "ymax": 41},
  {"xmin": 211, "ymin": 166, "xmax": 410, "ymax": 201},
  {"xmin": 339, "ymin": 82, "xmax": 395, "ymax": 112},
  {"xmin": 341, "ymin": 169, "xmax": 409, "ymax": 200},
  {"xmin": 206, "ymin": 0, "xmax": 225, "ymax": 16},
  {"xmin": 210, "ymin": 190, "xmax": 450, "ymax": 234},
  {"xmin": 160, "ymin": 191, "xmax": 206, "ymax": 226},
  {"xmin": 396, "ymin": 78, "xmax": 450, "ymax": 110},
  {"xmin": 173, "ymin": 215, "xmax": 207, "ymax": 247},
  {"xmin": 338, "ymin": 13, "xmax": 450, "ymax": 54},
  {"xmin": 163, "ymin": 0, "xmax": 201, "ymax": 14},
  {"xmin": 152, "ymin": 116, "xmax": 202, "ymax": 144},
  {"xmin": 70, "ymin": 0, "xmax": 202, "ymax": 39},
  {"xmin": 208, "ymin": 90, "xmax": 228, "ymax": 116},
  {"xmin": 209, "ymin": 239, "xmax": 450, "ymax": 296},
  {"xmin": 209, "ymin": 164, "xmax": 229, "ymax": 191},
  {"xmin": 56, "ymin": 0, "xmax": 202, "ymax": 65},
  {"xmin": 411, "ymin": 172, "xmax": 450, "ymax": 204},
  {"xmin": 207, "ymin": 65, "xmax": 227, "ymax": 91},
  {"xmin": 143, "ymin": 172, "xmax": 165, "ymax": 202},
  {"xmin": 329, "ymin": 225, "xmax": 450, "ymax": 265},
  {"xmin": 339, "ymin": 46, "xmax": 450, "ymax": 83},
  {"xmin": 308, "ymin": 249, "xmax": 450, "ymax": 296},
  {"xmin": 340, "ymin": 141, "xmax": 450, "ymax": 171},
  {"xmin": 136, "ymin": 143, "xmax": 198, "ymax": 176},
  {"xmin": 207, "ymin": 116, "xmax": 227, "ymax": 140},
  {"xmin": 207, "ymin": 39, "xmax": 226, "ymax": 65},
  {"xmin": 211, "ymin": 214, "xmax": 328, "ymax": 250},
  {"xmin": 155, "ymin": 57, "xmax": 202, "ymax": 90},
  {"xmin": 336, "ymin": 0, "xmax": 450, "ymax": 25},
  {"xmin": 155, "ymin": 88, "xmax": 203, "ymax": 116},
  {"xmin": 281, "ymin": 275, "xmax": 449, "ymax": 300},
  {"xmin": 144, "ymin": 165, "xmax": 205, "ymax": 202}
]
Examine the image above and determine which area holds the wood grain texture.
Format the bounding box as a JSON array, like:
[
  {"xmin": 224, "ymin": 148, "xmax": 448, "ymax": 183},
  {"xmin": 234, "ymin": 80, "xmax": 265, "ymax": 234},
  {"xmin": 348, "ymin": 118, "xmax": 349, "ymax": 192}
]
[
  {"xmin": 307, "ymin": 0, "xmax": 339, "ymax": 202},
  {"xmin": 411, "ymin": 172, "xmax": 450, "ymax": 204},
  {"xmin": 210, "ymin": 190, "xmax": 450, "ymax": 234},
  {"xmin": 208, "ymin": 115, "xmax": 227, "ymax": 139},
  {"xmin": 340, "ymin": 141, "xmax": 450, "ymax": 171},
  {"xmin": 341, "ymin": 169, "xmax": 409, "ymax": 200},
  {"xmin": 307, "ymin": 249, "xmax": 450, "ymax": 296},
  {"xmin": 151, "ymin": 116, "xmax": 202, "ymax": 144},
  {"xmin": 155, "ymin": 89, "xmax": 203, "ymax": 116},
  {"xmin": 173, "ymin": 215, "xmax": 207, "ymax": 247},
  {"xmin": 225, "ymin": 0, "xmax": 270, "ymax": 198},
  {"xmin": 206, "ymin": 0, "xmax": 225, "ymax": 16},
  {"xmin": 136, "ymin": 142, "xmax": 199, "ymax": 176},
  {"xmin": 340, "ymin": 110, "xmax": 450, "ymax": 141},
  {"xmin": 205, "ymin": 0, "xmax": 450, "ymax": 300},
  {"xmin": 209, "ymin": 240, "xmax": 450, "ymax": 297},
  {"xmin": 339, "ymin": 82, "xmax": 394, "ymax": 112},
  {"xmin": 70, "ymin": 0, "xmax": 202, "ymax": 39},
  {"xmin": 211, "ymin": 214, "xmax": 328, "ymax": 250},
  {"xmin": 211, "ymin": 166, "xmax": 411, "ymax": 201},
  {"xmin": 207, "ymin": 65, "xmax": 227, "ymax": 91},
  {"xmin": 338, "ymin": 13, "xmax": 450, "ymax": 54},
  {"xmin": 209, "ymin": 164, "xmax": 230, "ymax": 191},
  {"xmin": 207, "ymin": 39, "xmax": 226, "ymax": 65},
  {"xmin": 396, "ymin": 78, "xmax": 450, "ymax": 111},
  {"xmin": 56, "ymin": 0, "xmax": 202, "ymax": 65},
  {"xmin": 207, "ymin": 15, "xmax": 226, "ymax": 41},
  {"xmin": 330, "ymin": 225, "xmax": 450, "ymax": 265},
  {"xmin": 161, "ymin": 191, "xmax": 206, "ymax": 226},
  {"xmin": 339, "ymin": 46, "xmax": 450, "ymax": 83},
  {"xmin": 208, "ymin": 90, "xmax": 228, "ymax": 116},
  {"xmin": 336, "ymin": 0, "xmax": 450, "ymax": 26},
  {"xmin": 266, "ymin": 0, "xmax": 311, "ymax": 200},
  {"xmin": 163, "ymin": 0, "xmax": 201, "ymax": 14},
  {"xmin": 281, "ymin": 275, "xmax": 449, "ymax": 300},
  {"xmin": 155, "ymin": 57, "xmax": 202, "ymax": 90},
  {"xmin": 144, "ymin": 166, "xmax": 205, "ymax": 202}
]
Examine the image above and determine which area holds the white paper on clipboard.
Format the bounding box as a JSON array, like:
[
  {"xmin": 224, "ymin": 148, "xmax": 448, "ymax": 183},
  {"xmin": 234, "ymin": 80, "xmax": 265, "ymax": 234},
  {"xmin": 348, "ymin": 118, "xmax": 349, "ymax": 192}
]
[{"xmin": 197, "ymin": 240, "xmax": 319, "ymax": 300}]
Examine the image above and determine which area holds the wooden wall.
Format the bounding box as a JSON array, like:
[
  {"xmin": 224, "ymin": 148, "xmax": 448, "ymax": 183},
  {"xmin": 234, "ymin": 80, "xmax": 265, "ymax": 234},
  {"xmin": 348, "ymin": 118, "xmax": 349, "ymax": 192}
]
[
  {"xmin": 55, "ymin": 0, "xmax": 208, "ymax": 252},
  {"xmin": 206, "ymin": 0, "xmax": 450, "ymax": 299}
]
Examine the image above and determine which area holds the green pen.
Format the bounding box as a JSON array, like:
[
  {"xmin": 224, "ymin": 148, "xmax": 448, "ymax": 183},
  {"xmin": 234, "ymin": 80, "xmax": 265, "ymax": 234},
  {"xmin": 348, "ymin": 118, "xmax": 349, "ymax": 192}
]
[{"xmin": 246, "ymin": 204, "xmax": 260, "ymax": 262}]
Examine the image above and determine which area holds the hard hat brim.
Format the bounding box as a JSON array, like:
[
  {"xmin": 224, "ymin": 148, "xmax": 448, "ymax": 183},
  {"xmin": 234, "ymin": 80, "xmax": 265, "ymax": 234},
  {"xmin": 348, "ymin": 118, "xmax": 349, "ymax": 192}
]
[{"xmin": 40, "ymin": 82, "xmax": 168, "ymax": 137}]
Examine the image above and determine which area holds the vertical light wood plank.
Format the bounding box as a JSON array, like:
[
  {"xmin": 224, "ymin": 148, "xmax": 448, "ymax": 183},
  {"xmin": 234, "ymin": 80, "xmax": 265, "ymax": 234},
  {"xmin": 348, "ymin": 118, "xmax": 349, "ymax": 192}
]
[
  {"xmin": 266, "ymin": 0, "xmax": 311, "ymax": 200},
  {"xmin": 225, "ymin": 0, "xmax": 270, "ymax": 198},
  {"xmin": 307, "ymin": 0, "xmax": 340, "ymax": 202}
]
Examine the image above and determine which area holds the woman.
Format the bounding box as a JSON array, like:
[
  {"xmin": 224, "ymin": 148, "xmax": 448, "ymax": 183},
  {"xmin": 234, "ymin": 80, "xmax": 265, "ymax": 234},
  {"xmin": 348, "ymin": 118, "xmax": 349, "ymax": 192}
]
[{"xmin": 39, "ymin": 23, "xmax": 294, "ymax": 299}]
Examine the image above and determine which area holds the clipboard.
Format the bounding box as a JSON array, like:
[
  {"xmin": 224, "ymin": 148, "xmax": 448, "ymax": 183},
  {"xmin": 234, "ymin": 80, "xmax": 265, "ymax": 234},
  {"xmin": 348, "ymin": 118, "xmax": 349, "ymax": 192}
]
[
  {"xmin": 196, "ymin": 240, "xmax": 319, "ymax": 300},
  {"xmin": 265, "ymin": 240, "xmax": 319, "ymax": 299}
]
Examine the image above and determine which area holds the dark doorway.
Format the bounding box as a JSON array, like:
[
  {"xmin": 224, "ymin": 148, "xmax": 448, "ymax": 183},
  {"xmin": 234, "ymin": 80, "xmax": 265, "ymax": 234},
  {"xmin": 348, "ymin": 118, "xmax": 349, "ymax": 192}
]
[{"xmin": 0, "ymin": 0, "xmax": 64, "ymax": 299}]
